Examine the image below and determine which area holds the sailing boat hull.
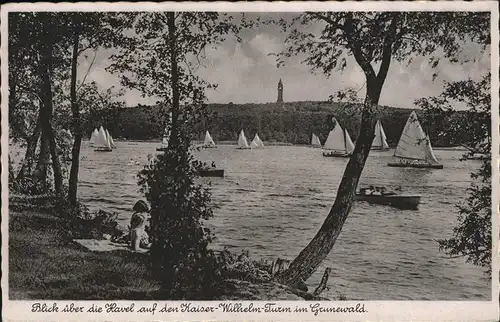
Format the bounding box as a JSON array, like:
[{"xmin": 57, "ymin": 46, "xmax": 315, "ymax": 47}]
[
  {"xmin": 94, "ymin": 147, "xmax": 113, "ymax": 152},
  {"xmin": 237, "ymin": 147, "xmax": 251, "ymax": 150},
  {"xmin": 387, "ymin": 162, "xmax": 443, "ymax": 169},
  {"xmin": 355, "ymin": 193, "xmax": 421, "ymax": 210},
  {"xmin": 198, "ymin": 168, "xmax": 224, "ymax": 178},
  {"xmin": 156, "ymin": 147, "xmax": 168, "ymax": 152},
  {"xmin": 371, "ymin": 147, "xmax": 390, "ymax": 151},
  {"xmin": 323, "ymin": 151, "xmax": 351, "ymax": 158}
]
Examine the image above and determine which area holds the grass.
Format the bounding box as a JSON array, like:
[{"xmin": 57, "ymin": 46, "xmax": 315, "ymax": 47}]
[
  {"xmin": 8, "ymin": 200, "xmax": 330, "ymax": 301},
  {"xmin": 8, "ymin": 205, "xmax": 161, "ymax": 300}
]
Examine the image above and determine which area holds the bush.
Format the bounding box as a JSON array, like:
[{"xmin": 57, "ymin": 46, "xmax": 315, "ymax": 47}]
[{"xmin": 138, "ymin": 140, "xmax": 222, "ymax": 297}]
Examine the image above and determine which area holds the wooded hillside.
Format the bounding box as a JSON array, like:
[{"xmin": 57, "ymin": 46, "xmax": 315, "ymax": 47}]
[{"xmin": 86, "ymin": 101, "xmax": 470, "ymax": 147}]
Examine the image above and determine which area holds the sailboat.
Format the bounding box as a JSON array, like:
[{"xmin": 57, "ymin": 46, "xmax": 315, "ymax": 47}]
[
  {"xmin": 371, "ymin": 120, "xmax": 389, "ymax": 151},
  {"xmin": 89, "ymin": 128, "xmax": 99, "ymax": 147},
  {"xmin": 250, "ymin": 133, "xmax": 265, "ymax": 149},
  {"xmin": 237, "ymin": 130, "xmax": 250, "ymax": 149},
  {"xmin": 203, "ymin": 130, "xmax": 217, "ymax": 148},
  {"xmin": 463, "ymin": 136, "xmax": 490, "ymax": 160},
  {"xmin": 311, "ymin": 133, "xmax": 322, "ymax": 148},
  {"xmin": 156, "ymin": 113, "xmax": 172, "ymax": 152},
  {"xmin": 387, "ymin": 111, "xmax": 443, "ymax": 169},
  {"xmin": 94, "ymin": 126, "xmax": 112, "ymax": 152},
  {"xmin": 322, "ymin": 118, "xmax": 355, "ymax": 157},
  {"xmin": 105, "ymin": 129, "xmax": 116, "ymax": 149}
]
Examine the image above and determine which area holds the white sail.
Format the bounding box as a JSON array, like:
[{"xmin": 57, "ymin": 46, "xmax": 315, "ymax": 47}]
[
  {"xmin": 204, "ymin": 130, "xmax": 216, "ymax": 147},
  {"xmin": 90, "ymin": 128, "xmax": 99, "ymax": 146},
  {"xmin": 238, "ymin": 130, "xmax": 250, "ymax": 149},
  {"xmin": 394, "ymin": 111, "xmax": 439, "ymax": 164},
  {"xmin": 105, "ymin": 129, "xmax": 116, "ymax": 148},
  {"xmin": 372, "ymin": 120, "xmax": 389, "ymax": 149},
  {"xmin": 95, "ymin": 126, "xmax": 111, "ymax": 150},
  {"xmin": 257, "ymin": 135, "xmax": 265, "ymax": 148},
  {"xmin": 345, "ymin": 129, "xmax": 355, "ymax": 154},
  {"xmin": 311, "ymin": 133, "xmax": 322, "ymax": 148},
  {"xmin": 161, "ymin": 112, "xmax": 172, "ymax": 146},
  {"xmin": 323, "ymin": 118, "xmax": 346, "ymax": 152},
  {"xmin": 250, "ymin": 133, "xmax": 264, "ymax": 148}
]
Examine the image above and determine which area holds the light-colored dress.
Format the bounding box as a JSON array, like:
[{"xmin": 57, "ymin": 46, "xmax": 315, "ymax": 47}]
[{"xmin": 129, "ymin": 212, "xmax": 151, "ymax": 250}]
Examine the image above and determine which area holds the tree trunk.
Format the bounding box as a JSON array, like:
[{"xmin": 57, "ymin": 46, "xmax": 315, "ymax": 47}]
[
  {"xmin": 167, "ymin": 12, "xmax": 180, "ymax": 149},
  {"xmin": 49, "ymin": 128, "xmax": 63, "ymax": 195},
  {"xmin": 34, "ymin": 126, "xmax": 50, "ymax": 186},
  {"xmin": 277, "ymin": 89, "xmax": 379, "ymax": 285},
  {"xmin": 277, "ymin": 14, "xmax": 399, "ymax": 286},
  {"xmin": 35, "ymin": 16, "xmax": 63, "ymax": 195},
  {"xmin": 17, "ymin": 116, "xmax": 41, "ymax": 180},
  {"xmin": 68, "ymin": 22, "xmax": 81, "ymax": 206}
]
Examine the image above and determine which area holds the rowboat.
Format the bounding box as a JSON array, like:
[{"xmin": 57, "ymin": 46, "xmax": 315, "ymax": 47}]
[
  {"xmin": 355, "ymin": 187, "xmax": 421, "ymax": 210},
  {"xmin": 198, "ymin": 168, "xmax": 224, "ymax": 178}
]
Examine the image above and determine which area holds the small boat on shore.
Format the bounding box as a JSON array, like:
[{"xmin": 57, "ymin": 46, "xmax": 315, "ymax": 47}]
[
  {"xmin": 371, "ymin": 120, "xmax": 389, "ymax": 151},
  {"xmin": 355, "ymin": 186, "xmax": 421, "ymax": 210},
  {"xmin": 237, "ymin": 130, "xmax": 251, "ymax": 149},
  {"xmin": 387, "ymin": 111, "xmax": 443, "ymax": 169},
  {"xmin": 311, "ymin": 133, "xmax": 322, "ymax": 148},
  {"xmin": 322, "ymin": 118, "xmax": 354, "ymax": 157}
]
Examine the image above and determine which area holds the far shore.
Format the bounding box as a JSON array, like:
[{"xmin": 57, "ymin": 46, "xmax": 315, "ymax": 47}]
[{"xmin": 106, "ymin": 139, "xmax": 469, "ymax": 150}]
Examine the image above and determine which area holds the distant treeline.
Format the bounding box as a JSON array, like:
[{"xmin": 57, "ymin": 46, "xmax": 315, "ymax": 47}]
[{"xmin": 85, "ymin": 101, "xmax": 470, "ymax": 147}]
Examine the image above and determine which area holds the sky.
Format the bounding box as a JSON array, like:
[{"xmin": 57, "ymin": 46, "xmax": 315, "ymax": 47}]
[{"xmin": 79, "ymin": 13, "xmax": 491, "ymax": 110}]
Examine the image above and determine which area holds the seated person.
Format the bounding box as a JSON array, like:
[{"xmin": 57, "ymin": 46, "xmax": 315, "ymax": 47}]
[
  {"xmin": 372, "ymin": 187, "xmax": 382, "ymax": 195},
  {"xmin": 365, "ymin": 185, "xmax": 375, "ymax": 195},
  {"xmin": 130, "ymin": 200, "xmax": 151, "ymax": 250}
]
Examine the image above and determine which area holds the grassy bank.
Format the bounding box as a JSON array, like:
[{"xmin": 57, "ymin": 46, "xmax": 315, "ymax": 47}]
[
  {"xmin": 9, "ymin": 199, "xmax": 328, "ymax": 300},
  {"xmin": 9, "ymin": 203, "xmax": 161, "ymax": 300}
]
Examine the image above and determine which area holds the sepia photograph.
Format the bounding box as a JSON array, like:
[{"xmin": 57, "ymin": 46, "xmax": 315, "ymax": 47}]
[{"xmin": 1, "ymin": 1, "xmax": 499, "ymax": 320}]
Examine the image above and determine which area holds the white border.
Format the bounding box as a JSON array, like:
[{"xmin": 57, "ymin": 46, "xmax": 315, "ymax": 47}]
[{"xmin": 1, "ymin": 2, "xmax": 499, "ymax": 321}]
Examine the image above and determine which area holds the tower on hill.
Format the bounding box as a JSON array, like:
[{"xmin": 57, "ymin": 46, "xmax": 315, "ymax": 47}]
[{"xmin": 277, "ymin": 78, "xmax": 283, "ymax": 103}]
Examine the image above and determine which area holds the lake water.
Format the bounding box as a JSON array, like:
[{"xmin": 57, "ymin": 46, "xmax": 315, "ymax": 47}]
[{"xmin": 9, "ymin": 141, "xmax": 491, "ymax": 300}]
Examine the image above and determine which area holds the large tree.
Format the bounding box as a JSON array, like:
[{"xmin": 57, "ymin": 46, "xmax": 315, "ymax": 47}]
[
  {"xmin": 108, "ymin": 12, "xmax": 242, "ymax": 295},
  {"xmin": 65, "ymin": 12, "xmax": 133, "ymax": 206},
  {"xmin": 273, "ymin": 11, "xmax": 490, "ymax": 285},
  {"xmin": 418, "ymin": 73, "xmax": 492, "ymax": 272}
]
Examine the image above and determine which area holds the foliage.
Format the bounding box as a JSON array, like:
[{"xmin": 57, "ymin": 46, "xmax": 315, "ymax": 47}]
[
  {"xmin": 263, "ymin": 11, "xmax": 491, "ymax": 285},
  {"xmin": 109, "ymin": 12, "xmax": 242, "ymax": 297},
  {"xmin": 417, "ymin": 74, "xmax": 491, "ymax": 272}
]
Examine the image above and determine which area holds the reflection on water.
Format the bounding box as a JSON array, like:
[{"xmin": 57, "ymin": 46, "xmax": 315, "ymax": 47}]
[{"xmin": 9, "ymin": 142, "xmax": 490, "ymax": 300}]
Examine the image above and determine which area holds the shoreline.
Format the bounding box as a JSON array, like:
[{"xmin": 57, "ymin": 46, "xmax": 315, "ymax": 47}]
[
  {"xmin": 9, "ymin": 197, "xmax": 331, "ymax": 301},
  {"xmin": 102, "ymin": 139, "xmax": 468, "ymax": 150}
]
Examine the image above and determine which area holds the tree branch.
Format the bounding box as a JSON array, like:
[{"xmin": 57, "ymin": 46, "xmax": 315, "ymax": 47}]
[
  {"xmin": 312, "ymin": 267, "xmax": 332, "ymax": 296},
  {"xmin": 76, "ymin": 50, "xmax": 97, "ymax": 93},
  {"xmin": 308, "ymin": 12, "xmax": 343, "ymax": 29},
  {"xmin": 342, "ymin": 13, "xmax": 376, "ymax": 80},
  {"xmin": 377, "ymin": 13, "xmax": 399, "ymax": 83}
]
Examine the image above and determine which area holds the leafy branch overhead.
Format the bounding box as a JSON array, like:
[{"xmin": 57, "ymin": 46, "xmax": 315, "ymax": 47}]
[
  {"xmin": 275, "ymin": 12, "xmax": 489, "ymax": 80},
  {"xmin": 107, "ymin": 12, "xmax": 242, "ymax": 104}
]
